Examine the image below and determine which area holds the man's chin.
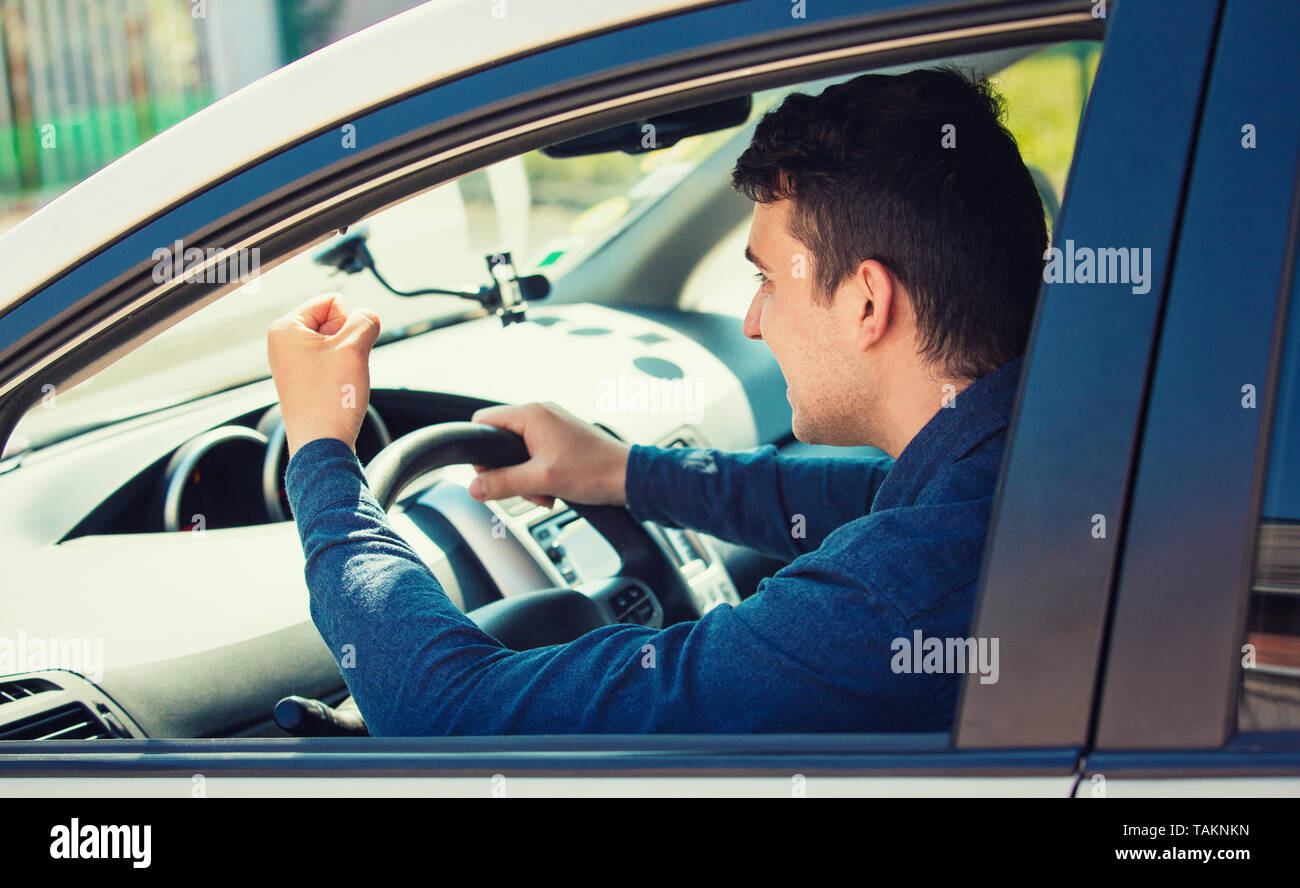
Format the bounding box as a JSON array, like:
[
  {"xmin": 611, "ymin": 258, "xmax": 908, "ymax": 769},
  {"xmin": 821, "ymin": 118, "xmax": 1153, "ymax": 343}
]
[
  {"xmin": 792, "ymin": 410, "xmax": 860, "ymax": 447},
  {"xmin": 790, "ymin": 410, "xmax": 821, "ymax": 445}
]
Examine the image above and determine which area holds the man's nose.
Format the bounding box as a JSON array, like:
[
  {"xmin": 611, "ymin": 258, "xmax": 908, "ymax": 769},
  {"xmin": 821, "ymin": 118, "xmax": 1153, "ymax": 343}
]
[{"xmin": 742, "ymin": 292, "xmax": 763, "ymax": 341}]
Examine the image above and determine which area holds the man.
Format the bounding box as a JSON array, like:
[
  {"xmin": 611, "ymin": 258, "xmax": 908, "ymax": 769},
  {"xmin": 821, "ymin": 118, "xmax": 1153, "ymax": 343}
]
[{"xmin": 267, "ymin": 68, "xmax": 1046, "ymax": 734}]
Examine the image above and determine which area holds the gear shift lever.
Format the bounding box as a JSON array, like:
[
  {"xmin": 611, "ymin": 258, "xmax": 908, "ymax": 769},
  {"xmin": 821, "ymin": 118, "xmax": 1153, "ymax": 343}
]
[{"xmin": 274, "ymin": 694, "xmax": 368, "ymax": 737}]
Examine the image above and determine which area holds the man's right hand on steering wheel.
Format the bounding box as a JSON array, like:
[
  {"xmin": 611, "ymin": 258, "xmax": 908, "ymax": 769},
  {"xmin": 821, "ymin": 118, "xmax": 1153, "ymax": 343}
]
[{"xmin": 467, "ymin": 402, "xmax": 632, "ymax": 509}]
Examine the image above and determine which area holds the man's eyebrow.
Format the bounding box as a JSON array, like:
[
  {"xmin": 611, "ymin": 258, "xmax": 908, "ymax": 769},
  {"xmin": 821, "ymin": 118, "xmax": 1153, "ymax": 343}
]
[{"xmin": 744, "ymin": 245, "xmax": 770, "ymax": 270}]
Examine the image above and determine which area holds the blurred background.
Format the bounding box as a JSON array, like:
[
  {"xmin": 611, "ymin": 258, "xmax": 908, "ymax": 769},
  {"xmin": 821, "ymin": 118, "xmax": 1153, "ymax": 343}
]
[
  {"xmin": 0, "ymin": 0, "xmax": 425, "ymax": 232},
  {"xmin": 0, "ymin": 0, "xmax": 1098, "ymax": 235}
]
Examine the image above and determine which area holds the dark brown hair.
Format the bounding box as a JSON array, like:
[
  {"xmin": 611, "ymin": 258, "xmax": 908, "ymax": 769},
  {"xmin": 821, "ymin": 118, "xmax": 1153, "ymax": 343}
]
[{"xmin": 732, "ymin": 67, "xmax": 1047, "ymax": 379}]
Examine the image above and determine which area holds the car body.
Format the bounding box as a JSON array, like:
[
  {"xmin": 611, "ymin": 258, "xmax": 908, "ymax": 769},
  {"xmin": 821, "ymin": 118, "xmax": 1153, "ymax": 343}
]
[{"xmin": 0, "ymin": 0, "xmax": 1297, "ymax": 797}]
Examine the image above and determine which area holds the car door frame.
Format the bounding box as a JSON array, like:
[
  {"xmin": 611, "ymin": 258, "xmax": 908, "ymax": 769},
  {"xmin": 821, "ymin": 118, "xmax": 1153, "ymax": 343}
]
[
  {"xmin": 0, "ymin": 0, "xmax": 1196, "ymax": 791},
  {"xmin": 954, "ymin": 0, "xmax": 1224, "ymax": 756},
  {"xmin": 1076, "ymin": 0, "xmax": 1300, "ymax": 796}
]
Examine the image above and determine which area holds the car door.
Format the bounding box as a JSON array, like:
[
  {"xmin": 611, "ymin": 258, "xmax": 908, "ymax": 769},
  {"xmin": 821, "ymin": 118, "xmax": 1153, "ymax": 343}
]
[
  {"xmin": 1076, "ymin": 0, "xmax": 1300, "ymax": 796},
  {"xmin": 0, "ymin": 0, "xmax": 1225, "ymax": 795}
]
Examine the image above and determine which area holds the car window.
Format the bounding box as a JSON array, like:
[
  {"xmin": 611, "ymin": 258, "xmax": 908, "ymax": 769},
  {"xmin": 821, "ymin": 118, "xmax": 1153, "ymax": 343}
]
[
  {"xmin": 1238, "ymin": 261, "xmax": 1300, "ymax": 733},
  {"xmin": 679, "ymin": 40, "xmax": 1099, "ymax": 317},
  {"xmin": 9, "ymin": 115, "xmax": 761, "ymax": 451},
  {"xmin": 10, "ymin": 43, "xmax": 1100, "ymax": 450}
]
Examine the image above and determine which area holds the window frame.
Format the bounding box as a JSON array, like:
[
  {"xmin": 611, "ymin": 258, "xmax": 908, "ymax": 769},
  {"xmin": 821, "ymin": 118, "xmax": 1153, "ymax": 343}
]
[
  {"xmin": 1088, "ymin": 0, "xmax": 1300, "ymax": 772},
  {"xmin": 955, "ymin": 0, "xmax": 1223, "ymax": 750},
  {"xmin": 0, "ymin": 0, "xmax": 1129, "ymax": 783}
]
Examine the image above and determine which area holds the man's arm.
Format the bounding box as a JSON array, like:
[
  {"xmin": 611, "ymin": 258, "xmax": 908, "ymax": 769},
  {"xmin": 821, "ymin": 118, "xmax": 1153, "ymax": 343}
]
[
  {"xmin": 624, "ymin": 443, "xmax": 891, "ymax": 561},
  {"xmin": 265, "ymin": 294, "xmax": 936, "ymax": 735},
  {"xmin": 288, "ymin": 437, "xmax": 952, "ymax": 735},
  {"xmin": 466, "ymin": 403, "xmax": 892, "ymax": 562}
]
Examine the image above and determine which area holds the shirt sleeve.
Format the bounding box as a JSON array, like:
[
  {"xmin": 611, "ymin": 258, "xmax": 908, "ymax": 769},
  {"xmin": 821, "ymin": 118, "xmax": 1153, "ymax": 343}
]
[
  {"xmin": 284, "ymin": 437, "xmax": 951, "ymax": 736},
  {"xmin": 623, "ymin": 443, "xmax": 893, "ymax": 561}
]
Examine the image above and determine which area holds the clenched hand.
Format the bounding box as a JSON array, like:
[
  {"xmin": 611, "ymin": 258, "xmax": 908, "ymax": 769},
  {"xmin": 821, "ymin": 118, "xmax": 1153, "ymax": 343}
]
[{"xmin": 267, "ymin": 294, "xmax": 381, "ymax": 459}]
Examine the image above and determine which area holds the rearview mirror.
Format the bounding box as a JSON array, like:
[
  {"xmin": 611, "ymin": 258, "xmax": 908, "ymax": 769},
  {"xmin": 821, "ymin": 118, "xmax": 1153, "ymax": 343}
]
[{"xmin": 541, "ymin": 95, "xmax": 752, "ymax": 157}]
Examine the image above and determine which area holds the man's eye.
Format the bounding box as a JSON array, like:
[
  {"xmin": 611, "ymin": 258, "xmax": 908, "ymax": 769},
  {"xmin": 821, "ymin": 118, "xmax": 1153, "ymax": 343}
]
[{"xmin": 753, "ymin": 271, "xmax": 770, "ymax": 285}]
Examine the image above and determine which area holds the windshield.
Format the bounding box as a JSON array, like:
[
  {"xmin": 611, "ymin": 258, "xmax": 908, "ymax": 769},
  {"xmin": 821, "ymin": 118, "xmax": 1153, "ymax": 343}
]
[{"xmin": 10, "ymin": 110, "xmax": 766, "ymax": 451}]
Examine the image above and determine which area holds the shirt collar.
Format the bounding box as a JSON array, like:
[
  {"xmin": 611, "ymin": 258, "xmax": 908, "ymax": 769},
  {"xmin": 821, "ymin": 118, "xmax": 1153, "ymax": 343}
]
[{"xmin": 871, "ymin": 356, "xmax": 1023, "ymax": 511}]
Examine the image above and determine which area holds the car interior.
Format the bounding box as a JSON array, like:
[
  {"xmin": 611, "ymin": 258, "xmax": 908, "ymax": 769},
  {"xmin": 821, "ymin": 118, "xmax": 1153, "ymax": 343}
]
[{"xmin": 0, "ymin": 39, "xmax": 1101, "ymax": 741}]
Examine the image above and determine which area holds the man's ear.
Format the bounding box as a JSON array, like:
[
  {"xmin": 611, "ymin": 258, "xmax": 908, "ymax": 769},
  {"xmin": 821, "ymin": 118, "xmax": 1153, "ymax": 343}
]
[{"xmin": 852, "ymin": 259, "xmax": 896, "ymax": 353}]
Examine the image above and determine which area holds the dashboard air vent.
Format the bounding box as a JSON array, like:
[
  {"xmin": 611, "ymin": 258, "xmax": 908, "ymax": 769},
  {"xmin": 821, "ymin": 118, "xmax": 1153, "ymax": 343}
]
[
  {"xmin": 0, "ymin": 676, "xmax": 60, "ymax": 705},
  {"xmin": 0, "ymin": 702, "xmax": 113, "ymax": 740}
]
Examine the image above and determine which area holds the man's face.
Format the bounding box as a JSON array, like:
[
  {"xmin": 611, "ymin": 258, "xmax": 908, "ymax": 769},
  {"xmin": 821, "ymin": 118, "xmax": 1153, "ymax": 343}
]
[{"xmin": 742, "ymin": 200, "xmax": 861, "ymax": 444}]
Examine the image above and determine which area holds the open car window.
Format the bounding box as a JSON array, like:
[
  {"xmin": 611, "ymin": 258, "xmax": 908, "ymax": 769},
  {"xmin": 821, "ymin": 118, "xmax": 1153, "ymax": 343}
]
[
  {"xmin": 9, "ymin": 115, "xmax": 759, "ymax": 451},
  {"xmin": 0, "ymin": 28, "xmax": 1105, "ymax": 746},
  {"xmin": 681, "ymin": 41, "xmax": 1098, "ymax": 317}
]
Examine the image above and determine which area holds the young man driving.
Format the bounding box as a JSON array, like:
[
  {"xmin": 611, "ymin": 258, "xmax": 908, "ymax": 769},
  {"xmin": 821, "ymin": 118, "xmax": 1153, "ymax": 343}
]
[{"xmin": 267, "ymin": 68, "xmax": 1047, "ymax": 734}]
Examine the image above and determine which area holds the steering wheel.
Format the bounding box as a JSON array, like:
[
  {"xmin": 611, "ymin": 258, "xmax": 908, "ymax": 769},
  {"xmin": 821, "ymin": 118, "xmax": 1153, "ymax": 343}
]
[
  {"xmin": 362, "ymin": 421, "xmax": 697, "ymax": 646},
  {"xmin": 273, "ymin": 420, "xmax": 697, "ymax": 737}
]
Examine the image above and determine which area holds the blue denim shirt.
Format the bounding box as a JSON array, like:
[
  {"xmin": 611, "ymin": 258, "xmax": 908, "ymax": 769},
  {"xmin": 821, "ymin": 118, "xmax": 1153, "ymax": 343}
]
[{"xmin": 285, "ymin": 357, "xmax": 1021, "ymax": 735}]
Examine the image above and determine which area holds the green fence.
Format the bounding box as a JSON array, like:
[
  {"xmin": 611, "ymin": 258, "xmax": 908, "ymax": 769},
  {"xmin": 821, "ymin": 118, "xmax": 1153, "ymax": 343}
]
[{"xmin": 0, "ymin": 0, "xmax": 211, "ymax": 201}]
